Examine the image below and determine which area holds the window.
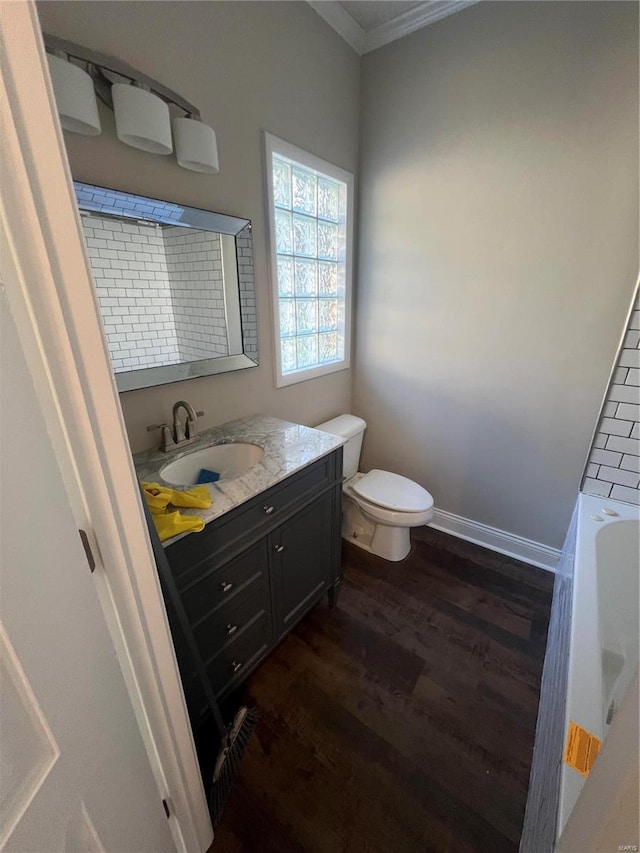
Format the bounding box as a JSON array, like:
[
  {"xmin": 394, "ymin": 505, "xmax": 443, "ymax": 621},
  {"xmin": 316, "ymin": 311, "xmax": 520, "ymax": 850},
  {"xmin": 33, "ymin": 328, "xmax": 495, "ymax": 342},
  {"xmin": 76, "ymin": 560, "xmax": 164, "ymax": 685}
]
[{"xmin": 264, "ymin": 133, "xmax": 353, "ymax": 387}]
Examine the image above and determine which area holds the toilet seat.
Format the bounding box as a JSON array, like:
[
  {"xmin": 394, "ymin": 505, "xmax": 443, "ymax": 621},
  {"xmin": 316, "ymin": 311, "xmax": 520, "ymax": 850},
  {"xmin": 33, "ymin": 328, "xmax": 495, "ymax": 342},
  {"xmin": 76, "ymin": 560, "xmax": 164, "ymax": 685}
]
[{"xmin": 351, "ymin": 469, "xmax": 433, "ymax": 513}]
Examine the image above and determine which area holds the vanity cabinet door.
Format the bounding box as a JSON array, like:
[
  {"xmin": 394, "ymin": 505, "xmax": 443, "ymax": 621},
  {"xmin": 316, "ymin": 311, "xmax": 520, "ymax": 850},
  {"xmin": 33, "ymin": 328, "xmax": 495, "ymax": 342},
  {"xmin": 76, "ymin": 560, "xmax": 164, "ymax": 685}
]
[{"xmin": 270, "ymin": 491, "xmax": 334, "ymax": 639}]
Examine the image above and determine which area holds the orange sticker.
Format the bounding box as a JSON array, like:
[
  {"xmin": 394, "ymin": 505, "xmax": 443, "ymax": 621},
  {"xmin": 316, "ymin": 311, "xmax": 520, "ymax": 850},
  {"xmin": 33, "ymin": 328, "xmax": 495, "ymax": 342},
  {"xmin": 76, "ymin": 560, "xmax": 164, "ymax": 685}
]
[{"xmin": 564, "ymin": 720, "xmax": 602, "ymax": 777}]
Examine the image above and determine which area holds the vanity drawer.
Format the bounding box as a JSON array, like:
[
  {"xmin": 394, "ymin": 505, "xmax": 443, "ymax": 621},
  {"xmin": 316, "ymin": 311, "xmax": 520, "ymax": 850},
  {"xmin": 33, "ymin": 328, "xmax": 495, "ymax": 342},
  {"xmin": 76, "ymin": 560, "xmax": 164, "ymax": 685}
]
[
  {"xmin": 194, "ymin": 585, "xmax": 270, "ymax": 665},
  {"xmin": 179, "ymin": 539, "xmax": 268, "ymax": 622},
  {"xmin": 167, "ymin": 450, "xmax": 340, "ymax": 581},
  {"xmin": 232, "ymin": 452, "xmax": 337, "ymax": 529},
  {"xmin": 206, "ymin": 610, "xmax": 271, "ymax": 697}
]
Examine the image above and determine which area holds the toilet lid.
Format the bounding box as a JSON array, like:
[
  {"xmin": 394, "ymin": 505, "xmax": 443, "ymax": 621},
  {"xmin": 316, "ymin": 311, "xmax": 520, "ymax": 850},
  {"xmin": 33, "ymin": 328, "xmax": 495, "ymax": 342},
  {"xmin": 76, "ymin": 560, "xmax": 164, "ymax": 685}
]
[{"xmin": 351, "ymin": 469, "xmax": 433, "ymax": 513}]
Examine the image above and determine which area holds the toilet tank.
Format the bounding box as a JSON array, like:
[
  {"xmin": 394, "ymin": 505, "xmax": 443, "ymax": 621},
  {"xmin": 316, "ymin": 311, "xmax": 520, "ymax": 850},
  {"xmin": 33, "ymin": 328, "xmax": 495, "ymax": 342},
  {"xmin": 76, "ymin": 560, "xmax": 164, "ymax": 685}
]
[{"xmin": 315, "ymin": 414, "xmax": 366, "ymax": 479}]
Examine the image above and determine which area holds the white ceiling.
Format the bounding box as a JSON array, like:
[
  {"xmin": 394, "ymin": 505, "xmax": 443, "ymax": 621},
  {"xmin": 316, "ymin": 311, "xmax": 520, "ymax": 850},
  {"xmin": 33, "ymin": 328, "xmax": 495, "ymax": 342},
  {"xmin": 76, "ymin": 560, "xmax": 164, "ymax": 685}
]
[
  {"xmin": 340, "ymin": 1, "xmax": 422, "ymax": 30},
  {"xmin": 308, "ymin": 0, "xmax": 479, "ymax": 54}
]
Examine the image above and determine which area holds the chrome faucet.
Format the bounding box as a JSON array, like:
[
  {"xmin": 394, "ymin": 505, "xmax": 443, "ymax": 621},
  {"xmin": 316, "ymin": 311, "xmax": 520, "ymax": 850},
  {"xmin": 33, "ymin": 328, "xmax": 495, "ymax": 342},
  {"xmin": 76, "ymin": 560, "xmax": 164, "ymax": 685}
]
[
  {"xmin": 172, "ymin": 400, "xmax": 198, "ymax": 445},
  {"xmin": 147, "ymin": 401, "xmax": 203, "ymax": 452}
]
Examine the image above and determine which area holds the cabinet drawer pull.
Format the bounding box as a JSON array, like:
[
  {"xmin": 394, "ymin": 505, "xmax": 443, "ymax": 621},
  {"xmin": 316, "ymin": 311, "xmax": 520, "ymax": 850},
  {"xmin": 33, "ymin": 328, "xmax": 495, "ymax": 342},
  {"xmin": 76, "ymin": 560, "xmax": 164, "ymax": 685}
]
[
  {"xmin": 220, "ymin": 581, "xmax": 233, "ymax": 593},
  {"xmin": 226, "ymin": 623, "xmax": 238, "ymax": 636},
  {"xmin": 231, "ymin": 661, "xmax": 243, "ymax": 673},
  {"xmin": 274, "ymin": 544, "xmax": 285, "ymax": 553},
  {"xmin": 263, "ymin": 505, "xmax": 275, "ymax": 514}
]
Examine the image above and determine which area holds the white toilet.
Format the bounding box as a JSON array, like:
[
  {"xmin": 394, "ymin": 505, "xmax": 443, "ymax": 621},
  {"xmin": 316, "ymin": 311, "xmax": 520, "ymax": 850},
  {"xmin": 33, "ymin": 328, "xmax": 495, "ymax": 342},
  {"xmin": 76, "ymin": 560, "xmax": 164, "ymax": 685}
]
[{"xmin": 315, "ymin": 414, "xmax": 434, "ymax": 562}]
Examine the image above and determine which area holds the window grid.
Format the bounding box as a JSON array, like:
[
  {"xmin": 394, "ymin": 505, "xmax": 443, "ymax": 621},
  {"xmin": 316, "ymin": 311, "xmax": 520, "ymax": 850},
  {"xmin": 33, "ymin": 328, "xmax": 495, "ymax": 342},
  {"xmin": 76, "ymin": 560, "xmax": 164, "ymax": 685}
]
[{"xmin": 272, "ymin": 153, "xmax": 346, "ymax": 375}]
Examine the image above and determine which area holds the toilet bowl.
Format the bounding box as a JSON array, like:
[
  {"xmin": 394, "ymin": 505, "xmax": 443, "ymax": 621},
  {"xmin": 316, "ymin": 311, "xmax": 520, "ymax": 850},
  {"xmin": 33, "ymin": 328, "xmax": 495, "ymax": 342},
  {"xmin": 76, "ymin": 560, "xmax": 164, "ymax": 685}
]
[{"xmin": 315, "ymin": 415, "xmax": 434, "ymax": 562}]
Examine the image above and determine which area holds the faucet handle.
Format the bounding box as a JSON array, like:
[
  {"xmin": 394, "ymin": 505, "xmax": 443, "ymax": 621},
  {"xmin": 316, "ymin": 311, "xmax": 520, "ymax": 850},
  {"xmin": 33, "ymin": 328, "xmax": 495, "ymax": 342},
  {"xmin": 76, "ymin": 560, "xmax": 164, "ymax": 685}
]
[{"xmin": 146, "ymin": 423, "xmax": 176, "ymax": 451}]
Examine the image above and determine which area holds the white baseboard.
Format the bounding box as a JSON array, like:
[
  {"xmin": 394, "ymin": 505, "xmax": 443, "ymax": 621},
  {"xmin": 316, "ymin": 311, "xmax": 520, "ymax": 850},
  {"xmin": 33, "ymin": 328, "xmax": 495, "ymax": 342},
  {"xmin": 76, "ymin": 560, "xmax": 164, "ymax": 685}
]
[{"xmin": 429, "ymin": 508, "xmax": 561, "ymax": 573}]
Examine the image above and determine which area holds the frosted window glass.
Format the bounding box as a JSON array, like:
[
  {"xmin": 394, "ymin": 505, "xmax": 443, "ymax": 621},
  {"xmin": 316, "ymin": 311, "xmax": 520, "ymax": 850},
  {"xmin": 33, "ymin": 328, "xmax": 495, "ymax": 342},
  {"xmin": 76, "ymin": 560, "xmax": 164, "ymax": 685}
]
[
  {"xmin": 318, "ymin": 262, "xmax": 338, "ymax": 296},
  {"xmin": 273, "ymin": 159, "xmax": 291, "ymax": 208},
  {"xmin": 294, "ymin": 259, "xmax": 317, "ymax": 297},
  {"xmin": 277, "ymin": 255, "xmax": 294, "ymax": 296},
  {"xmin": 295, "ymin": 299, "xmax": 317, "ymax": 335},
  {"xmin": 319, "ymin": 331, "xmax": 338, "ymax": 363},
  {"xmin": 319, "ymin": 299, "xmax": 338, "ymax": 331},
  {"xmin": 293, "ymin": 215, "xmax": 317, "ymax": 257},
  {"xmin": 275, "ymin": 209, "xmax": 292, "ymax": 254},
  {"xmin": 292, "ymin": 167, "xmax": 317, "ymax": 216},
  {"xmin": 270, "ymin": 145, "xmax": 349, "ymax": 379},
  {"xmin": 281, "ymin": 337, "xmax": 296, "ymax": 371},
  {"xmin": 318, "ymin": 221, "xmax": 338, "ymax": 261},
  {"xmin": 318, "ymin": 177, "xmax": 339, "ymax": 222},
  {"xmin": 279, "ymin": 299, "xmax": 295, "ymax": 337},
  {"xmin": 296, "ymin": 334, "xmax": 318, "ymax": 367}
]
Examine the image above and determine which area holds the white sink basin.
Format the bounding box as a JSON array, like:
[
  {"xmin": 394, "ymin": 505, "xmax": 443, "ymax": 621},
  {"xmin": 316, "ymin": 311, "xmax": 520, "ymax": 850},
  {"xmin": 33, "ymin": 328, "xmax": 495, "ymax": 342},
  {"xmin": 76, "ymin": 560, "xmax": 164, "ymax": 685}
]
[{"xmin": 159, "ymin": 443, "xmax": 264, "ymax": 487}]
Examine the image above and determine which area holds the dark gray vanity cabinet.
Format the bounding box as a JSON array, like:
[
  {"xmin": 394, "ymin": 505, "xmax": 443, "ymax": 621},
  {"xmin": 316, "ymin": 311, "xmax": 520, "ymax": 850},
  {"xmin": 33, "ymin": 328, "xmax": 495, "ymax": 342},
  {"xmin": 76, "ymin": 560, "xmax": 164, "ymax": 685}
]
[
  {"xmin": 161, "ymin": 447, "xmax": 342, "ymax": 722},
  {"xmin": 271, "ymin": 490, "xmax": 335, "ymax": 638}
]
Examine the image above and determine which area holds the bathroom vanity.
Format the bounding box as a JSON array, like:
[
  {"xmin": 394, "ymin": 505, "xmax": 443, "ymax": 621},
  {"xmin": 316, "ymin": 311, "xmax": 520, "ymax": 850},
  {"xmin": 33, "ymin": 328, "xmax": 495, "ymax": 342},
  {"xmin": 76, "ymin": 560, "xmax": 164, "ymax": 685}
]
[{"xmin": 134, "ymin": 415, "xmax": 343, "ymax": 728}]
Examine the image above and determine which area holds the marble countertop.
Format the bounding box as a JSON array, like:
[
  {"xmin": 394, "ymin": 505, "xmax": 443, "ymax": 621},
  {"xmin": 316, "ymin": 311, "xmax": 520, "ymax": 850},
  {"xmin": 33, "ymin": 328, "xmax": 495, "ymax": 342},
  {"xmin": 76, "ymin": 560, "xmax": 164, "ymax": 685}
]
[{"xmin": 133, "ymin": 414, "xmax": 344, "ymax": 547}]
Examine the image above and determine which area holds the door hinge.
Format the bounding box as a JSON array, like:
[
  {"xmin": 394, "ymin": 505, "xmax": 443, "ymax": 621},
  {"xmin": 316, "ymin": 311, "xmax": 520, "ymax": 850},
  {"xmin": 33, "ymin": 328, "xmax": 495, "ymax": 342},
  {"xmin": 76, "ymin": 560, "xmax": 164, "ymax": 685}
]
[
  {"xmin": 78, "ymin": 529, "xmax": 96, "ymax": 573},
  {"xmin": 162, "ymin": 798, "xmax": 171, "ymax": 818}
]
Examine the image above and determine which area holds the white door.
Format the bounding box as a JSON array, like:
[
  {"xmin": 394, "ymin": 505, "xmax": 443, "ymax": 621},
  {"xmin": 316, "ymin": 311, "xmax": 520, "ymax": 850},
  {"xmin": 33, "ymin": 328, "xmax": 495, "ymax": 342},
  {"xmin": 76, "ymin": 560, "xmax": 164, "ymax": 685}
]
[{"xmin": 0, "ymin": 288, "xmax": 176, "ymax": 852}]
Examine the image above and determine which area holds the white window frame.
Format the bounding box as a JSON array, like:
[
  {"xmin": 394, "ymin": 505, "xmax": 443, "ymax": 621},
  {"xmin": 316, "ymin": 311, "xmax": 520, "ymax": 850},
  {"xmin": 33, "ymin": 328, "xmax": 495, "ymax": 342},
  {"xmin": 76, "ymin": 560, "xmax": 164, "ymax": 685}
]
[{"xmin": 264, "ymin": 132, "xmax": 354, "ymax": 388}]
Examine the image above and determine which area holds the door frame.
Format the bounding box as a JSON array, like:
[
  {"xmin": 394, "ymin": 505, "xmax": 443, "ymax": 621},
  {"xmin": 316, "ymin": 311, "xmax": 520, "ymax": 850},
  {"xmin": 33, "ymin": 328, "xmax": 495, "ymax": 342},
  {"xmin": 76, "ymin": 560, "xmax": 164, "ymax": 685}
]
[{"xmin": 0, "ymin": 4, "xmax": 213, "ymax": 851}]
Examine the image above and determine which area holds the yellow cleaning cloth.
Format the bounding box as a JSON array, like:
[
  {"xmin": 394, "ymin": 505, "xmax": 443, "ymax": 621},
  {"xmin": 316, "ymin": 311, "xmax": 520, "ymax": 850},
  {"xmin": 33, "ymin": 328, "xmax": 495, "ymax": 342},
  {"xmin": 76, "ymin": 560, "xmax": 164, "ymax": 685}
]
[
  {"xmin": 142, "ymin": 482, "xmax": 212, "ymax": 542},
  {"xmin": 142, "ymin": 482, "xmax": 212, "ymax": 511},
  {"xmin": 152, "ymin": 510, "xmax": 205, "ymax": 542}
]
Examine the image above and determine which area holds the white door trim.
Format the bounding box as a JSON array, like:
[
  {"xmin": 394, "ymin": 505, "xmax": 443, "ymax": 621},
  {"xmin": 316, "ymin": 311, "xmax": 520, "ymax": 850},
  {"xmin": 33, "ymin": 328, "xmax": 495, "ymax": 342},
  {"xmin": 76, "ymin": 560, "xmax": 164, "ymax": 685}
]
[{"xmin": 0, "ymin": 4, "xmax": 212, "ymax": 851}]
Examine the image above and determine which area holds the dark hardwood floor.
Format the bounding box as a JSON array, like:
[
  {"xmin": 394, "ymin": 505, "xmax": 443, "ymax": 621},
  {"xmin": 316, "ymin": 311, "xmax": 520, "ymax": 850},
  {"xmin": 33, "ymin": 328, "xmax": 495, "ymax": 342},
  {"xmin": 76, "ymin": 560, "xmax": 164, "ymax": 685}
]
[{"xmin": 211, "ymin": 526, "xmax": 554, "ymax": 852}]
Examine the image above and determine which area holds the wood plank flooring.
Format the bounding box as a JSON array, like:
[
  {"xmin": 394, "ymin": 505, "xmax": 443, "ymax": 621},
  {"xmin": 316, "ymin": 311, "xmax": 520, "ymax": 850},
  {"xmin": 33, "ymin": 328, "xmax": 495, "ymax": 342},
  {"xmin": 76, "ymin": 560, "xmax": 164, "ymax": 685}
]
[{"xmin": 210, "ymin": 527, "xmax": 554, "ymax": 852}]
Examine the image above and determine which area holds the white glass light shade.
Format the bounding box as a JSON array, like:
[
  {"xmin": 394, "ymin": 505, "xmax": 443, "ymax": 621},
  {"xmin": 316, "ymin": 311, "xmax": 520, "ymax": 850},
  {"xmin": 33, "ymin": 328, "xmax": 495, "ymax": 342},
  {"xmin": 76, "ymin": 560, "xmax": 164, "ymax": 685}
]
[
  {"xmin": 111, "ymin": 83, "xmax": 172, "ymax": 155},
  {"xmin": 173, "ymin": 117, "xmax": 219, "ymax": 174},
  {"xmin": 47, "ymin": 54, "xmax": 101, "ymax": 136}
]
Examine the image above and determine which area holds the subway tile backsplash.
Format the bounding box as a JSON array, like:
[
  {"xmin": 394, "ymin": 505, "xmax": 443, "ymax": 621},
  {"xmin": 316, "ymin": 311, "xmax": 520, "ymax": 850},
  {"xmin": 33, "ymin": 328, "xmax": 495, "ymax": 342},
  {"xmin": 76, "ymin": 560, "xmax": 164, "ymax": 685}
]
[
  {"xmin": 163, "ymin": 227, "xmax": 227, "ymax": 362},
  {"xmin": 582, "ymin": 291, "xmax": 640, "ymax": 504},
  {"xmin": 83, "ymin": 217, "xmax": 180, "ymax": 372},
  {"xmin": 82, "ymin": 214, "xmax": 228, "ymax": 372}
]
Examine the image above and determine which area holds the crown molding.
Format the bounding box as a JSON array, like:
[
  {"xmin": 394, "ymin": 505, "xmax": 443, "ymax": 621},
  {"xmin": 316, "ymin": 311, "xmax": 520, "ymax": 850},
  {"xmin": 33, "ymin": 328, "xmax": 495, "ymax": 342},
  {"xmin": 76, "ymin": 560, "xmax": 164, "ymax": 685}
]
[
  {"xmin": 364, "ymin": 1, "xmax": 480, "ymax": 53},
  {"xmin": 308, "ymin": 1, "xmax": 366, "ymax": 54},
  {"xmin": 308, "ymin": 1, "xmax": 480, "ymax": 55}
]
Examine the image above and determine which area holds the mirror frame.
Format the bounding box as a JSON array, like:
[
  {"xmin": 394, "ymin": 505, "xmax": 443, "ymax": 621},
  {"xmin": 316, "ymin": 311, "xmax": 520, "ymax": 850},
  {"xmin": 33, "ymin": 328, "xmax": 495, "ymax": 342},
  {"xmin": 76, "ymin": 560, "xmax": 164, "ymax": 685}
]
[{"xmin": 74, "ymin": 181, "xmax": 258, "ymax": 392}]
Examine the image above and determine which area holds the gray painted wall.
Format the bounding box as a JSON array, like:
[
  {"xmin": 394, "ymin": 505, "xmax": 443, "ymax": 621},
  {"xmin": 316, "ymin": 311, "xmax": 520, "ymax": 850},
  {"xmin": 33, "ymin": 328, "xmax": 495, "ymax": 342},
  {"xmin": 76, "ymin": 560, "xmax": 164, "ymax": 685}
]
[
  {"xmin": 39, "ymin": 1, "xmax": 637, "ymax": 548},
  {"xmin": 37, "ymin": 0, "xmax": 360, "ymax": 452},
  {"xmin": 355, "ymin": 1, "xmax": 639, "ymax": 548}
]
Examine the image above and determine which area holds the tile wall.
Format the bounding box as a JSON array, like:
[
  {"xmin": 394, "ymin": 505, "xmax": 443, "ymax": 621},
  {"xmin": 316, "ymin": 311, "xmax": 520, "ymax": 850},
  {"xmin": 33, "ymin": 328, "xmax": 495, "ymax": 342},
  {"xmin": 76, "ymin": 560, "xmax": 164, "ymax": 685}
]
[
  {"xmin": 83, "ymin": 215, "xmax": 229, "ymax": 373},
  {"xmin": 582, "ymin": 291, "xmax": 640, "ymax": 504},
  {"xmin": 82, "ymin": 216, "xmax": 181, "ymax": 372},
  {"xmin": 164, "ymin": 227, "xmax": 228, "ymax": 361}
]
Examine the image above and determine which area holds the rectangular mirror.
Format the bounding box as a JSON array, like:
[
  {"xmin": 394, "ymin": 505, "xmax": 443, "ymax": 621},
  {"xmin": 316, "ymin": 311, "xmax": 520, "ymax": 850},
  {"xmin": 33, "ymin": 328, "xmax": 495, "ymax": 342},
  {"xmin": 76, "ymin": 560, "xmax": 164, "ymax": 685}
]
[{"xmin": 75, "ymin": 182, "xmax": 258, "ymax": 392}]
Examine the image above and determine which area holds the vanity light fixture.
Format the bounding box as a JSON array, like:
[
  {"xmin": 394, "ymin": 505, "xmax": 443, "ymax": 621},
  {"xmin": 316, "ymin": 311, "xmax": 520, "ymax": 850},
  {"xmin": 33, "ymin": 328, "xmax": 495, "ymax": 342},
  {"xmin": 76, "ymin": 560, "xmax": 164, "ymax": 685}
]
[
  {"xmin": 46, "ymin": 52, "xmax": 101, "ymax": 136},
  {"xmin": 43, "ymin": 34, "xmax": 219, "ymax": 173},
  {"xmin": 172, "ymin": 116, "xmax": 219, "ymax": 174},
  {"xmin": 112, "ymin": 82, "xmax": 173, "ymax": 155}
]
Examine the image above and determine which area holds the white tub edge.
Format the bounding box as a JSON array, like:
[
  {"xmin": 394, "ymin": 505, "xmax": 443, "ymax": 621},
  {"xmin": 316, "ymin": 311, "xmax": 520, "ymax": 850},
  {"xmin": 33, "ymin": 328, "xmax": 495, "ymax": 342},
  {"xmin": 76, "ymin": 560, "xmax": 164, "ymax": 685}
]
[{"xmin": 557, "ymin": 493, "xmax": 640, "ymax": 837}]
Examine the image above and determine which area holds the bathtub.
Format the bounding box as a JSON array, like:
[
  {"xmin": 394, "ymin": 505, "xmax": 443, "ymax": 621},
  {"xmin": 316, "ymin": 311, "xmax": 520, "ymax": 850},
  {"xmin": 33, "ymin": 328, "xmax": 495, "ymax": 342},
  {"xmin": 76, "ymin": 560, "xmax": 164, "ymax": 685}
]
[{"xmin": 558, "ymin": 493, "xmax": 640, "ymax": 835}]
